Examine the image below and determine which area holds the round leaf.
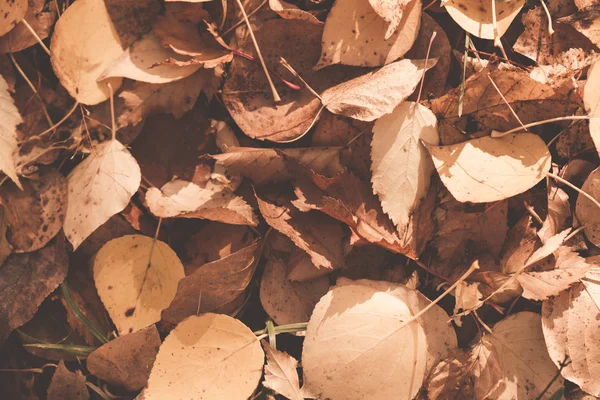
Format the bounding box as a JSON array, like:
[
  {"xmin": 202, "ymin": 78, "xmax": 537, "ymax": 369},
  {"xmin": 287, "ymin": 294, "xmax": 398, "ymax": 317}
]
[
  {"xmin": 444, "ymin": 0, "xmax": 525, "ymax": 40},
  {"xmin": 575, "ymin": 167, "xmax": 600, "ymax": 246}
]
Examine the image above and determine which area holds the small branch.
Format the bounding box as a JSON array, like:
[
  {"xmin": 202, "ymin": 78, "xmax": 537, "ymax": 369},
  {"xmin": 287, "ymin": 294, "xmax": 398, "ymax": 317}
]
[
  {"xmin": 222, "ymin": 0, "xmax": 268, "ymax": 36},
  {"xmin": 416, "ymin": 31, "xmax": 437, "ymax": 104},
  {"xmin": 20, "ymin": 101, "xmax": 79, "ymax": 144},
  {"xmin": 107, "ymin": 83, "xmax": 116, "ymax": 141},
  {"xmin": 491, "ymin": 115, "xmax": 589, "ymax": 137},
  {"xmin": 540, "ymin": 0, "xmax": 555, "ymax": 36},
  {"xmin": 21, "ymin": 19, "xmax": 51, "ymax": 56},
  {"xmin": 234, "ymin": 0, "xmax": 281, "ymax": 102},
  {"xmin": 546, "ymin": 172, "xmax": 600, "ymax": 211},
  {"xmin": 487, "ymin": 72, "xmax": 527, "ymax": 132}
]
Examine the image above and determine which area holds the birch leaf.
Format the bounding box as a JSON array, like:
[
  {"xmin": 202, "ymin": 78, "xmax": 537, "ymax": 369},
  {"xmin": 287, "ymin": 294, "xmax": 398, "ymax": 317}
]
[
  {"xmin": 64, "ymin": 139, "xmax": 141, "ymax": 250},
  {"xmin": 443, "ymin": 0, "xmax": 525, "ymax": 40},
  {"xmin": 93, "ymin": 235, "xmax": 185, "ymax": 335},
  {"xmin": 322, "ymin": 58, "xmax": 437, "ymax": 121},
  {"xmin": 0, "ymin": 74, "xmax": 22, "ymax": 189},
  {"xmin": 425, "ymin": 133, "xmax": 551, "ymax": 203},
  {"xmin": 371, "ymin": 101, "xmax": 438, "ymax": 233}
]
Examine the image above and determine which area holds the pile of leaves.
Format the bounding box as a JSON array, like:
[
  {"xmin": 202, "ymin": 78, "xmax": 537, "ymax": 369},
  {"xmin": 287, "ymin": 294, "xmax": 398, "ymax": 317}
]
[{"xmin": 3, "ymin": 0, "xmax": 600, "ymax": 398}]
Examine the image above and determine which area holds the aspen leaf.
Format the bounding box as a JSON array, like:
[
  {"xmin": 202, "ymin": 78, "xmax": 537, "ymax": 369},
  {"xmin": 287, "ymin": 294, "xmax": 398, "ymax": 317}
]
[
  {"xmin": 584, "ymin": 61, "xmax": 600, "ymax": 157},
  {"xmin": 64, "ymin": 139, "xmax": 141, "ymax": 250},
  {"xmin": 93, "ymin": 235, "xmax": 185, "ymax": 335},
  {"xmin": 443, "ymin": 0, "xmax": 525, "ymax": 40},
  {"xmin": 263, "ymin": 341, "xmax": 315, "ymax": 400},
  {"xmin": 368, "ymin": 0, "xmax": 414, "ymax": 39},
  {"xmin": 322, "ymin": 58, "xmax": 437, "ymax": 121},
  {"xmin": 316, "ymin": 0, "xmax": 421, "ymax": 68},
  {"xmin": 98, "ymin": 32, "xmax": 201, "ymax": 84},
  {"xmin": 140, "ymin": 314, "xmax": 264, "ymax": 400},
  {"xmin": 542, "ymin": 268, "xmax": 600, "ymax": 397},
  {"xmin": 425, "ymin": 133, "xmax": 551, "ymax": 203},
  {"xmin": 302, "ymin": 283, "xmax": 428, "ymax": 399},
  {"xmin": 575, "ymin": 167, "xmax": 600, "ymax": 246},
  {"xmin": 0, "ymin": 74, "xmax": 22, "ymax": 189},
  {"xmin": 0, "ymin": 0, "xmax": 27, "ymax": 36},
  {"xmin": 371, "ymin": 101, "xmax": 438, "ymax": 233}
]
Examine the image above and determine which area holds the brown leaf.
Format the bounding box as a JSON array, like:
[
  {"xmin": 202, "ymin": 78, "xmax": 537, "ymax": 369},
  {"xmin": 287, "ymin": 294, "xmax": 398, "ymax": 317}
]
[
  {"xmin": 0, "ymin": 0, "xmax": 57, "ymax": 54},
  {"xmin": 260, "ymin": 251, "xmax": 329, "ymax": 325},
  {"xmin": 87, "ymin": 325, "xmax": 160, "ymax": 391},
  {"xmin": 426, "ymin": 348, "xmax": 477, "ymax": 399},
  {"xmin": 0, "ymin": 207, "xmax": 11, "ymax": 266},
  {"xmin": 269, "ymin": 0, "xmax": 322, "ymax": 25},
  {"xmin": 255, "ymin": 188, "xmax": 347, "ymax": 269},
  {"xmin": 0, "ymin": 237, "xmax": 68, "ymax": 345},
  {"xmin": 576, "ymin": 166, "xmax": 600, "ymax": 247},
  {"xmin": 558, "ymin": 6, "xmax": 600, "ymax": 48},
  {"xmin": 161, "ymin": 241, "xmax": 261, "ymax": 327},
  {"xmin": 0, "ymin": 0, "xmax": 27, "ymax": 36},
  {"xmin": 267, "ymin": 232, "xmax": 329, "ymax": 282},
  {"xmin": 262, "ymin": 341, "xmax": 315, "ymax": 400},
  {"xmin": 48, "ymin": 361, "xmax": 89, "ymax": 400},
  {"xmin": 213, "ymin": 146, "xmax": 345, "ymax": 185},
  {"xmin": 501, "ymin": 216, "xmax": 539, "ymax": 274},
  {"xmin": 0, "ymin": 168, "xmax": 67, "ymax": 253},
  {"xmin": 539, "ymin": 184, "xmax": 571, "ymax": 243},
  {"xmin": 182, "ymin": 222, "xmax": 254, "ymax": 266}
]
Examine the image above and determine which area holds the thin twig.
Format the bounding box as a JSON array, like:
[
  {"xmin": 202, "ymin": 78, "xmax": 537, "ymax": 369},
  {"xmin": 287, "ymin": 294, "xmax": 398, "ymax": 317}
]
[
  {"xmin": 20, "ymin": 19, "xmax": 51, "ymax": 56},
  {"xmin": 20, "ymin": 101, "xmax": 79, "ymax": 144},
  {"xmin": 546, "ymin": 172, "xmax": 600, "ymax": 211},
  {"xmin": 487, "ymin": 72, "xmax": 528, "ymax": 132},
  {"xmin": 107, "ymin": 83, "xmax": 116, "ymax": 141},
  {"xmin": 539, "ymin": 0, "xmax": 555, "ymax": 36},
  {"xmin": 279, "ymin": 57, "xmax": 321, "ymax": 100},
  {"xmin": 232, "ymin": 50, "xmax": 301, "ymax": 90},
  {"xmin": 416, "ymin": 31, "xmax": 437, "ymax": 104},
  {"xmin": 222, "ymin": 0, "xmax": 268, "ymax": 36},
  {"xmin": 491, "ymin": 115, "xmax": 589, "ymax": 137}
]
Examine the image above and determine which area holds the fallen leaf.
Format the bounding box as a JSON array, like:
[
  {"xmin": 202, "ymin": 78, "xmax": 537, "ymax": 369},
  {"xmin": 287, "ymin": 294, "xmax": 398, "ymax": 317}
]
[
  {"xmin": 93, "ymin": 234, "xmax": 185, "ymax": 335},
  {"xmin": 501, "ymin": 216, "xmax": 539, "ymax": 274},
  {"xmin": 0, "ymin": 0, "xmax": 27, "ymax": 36},
  {"xmin": 0, "ymin": 168, "xmax": 67, "ymax": 253},
  {"xmin": 575, "ymin": 166, "xmax": 600, "ymax": 246},
  {"xmin": 0, "ymin": 237, "xmax": 68, "ymax": 345},
  {"xmin": 542, "ymin": 267, "xmax": 600, "ymax": 397},
  {"xmin": 50, "ymin": 0, "xmax": 161, "ymax": 105},
  {"xmin": 0, "ymin": 74, "xmax": 22, "ymax": 189},
  {"xmin": 443, "ymin": 0, "xmax": 525, "ymax": 40},
  {"xmin": 140, "ymin": 314, "xmax": 264, "ymax": 400},
  {"xmin": 260, "ymin": 251, "xmax": 329, "ymax": 325},
  {"xmin": 368, "ymin": 0, "xmax": 414, "ymax": 39},
  {"xmin": 539, "ymin": 184, "xmax": 571, "ymax": 243},
  {"xmin": 0, "ymin": 0, "xmax": 57, "ymax": 54},
  {"xmin": 182, "ymin": 222, "xmax": 254, "ymax": 267},
  {"xmin": 161, "ymin": 241, "xmax": 261, "ymax": 326},
  {"xmin": 322, "ymin": 58, "xmax": 437, "ymax": 121},
  {"xmin": 558, "ymin": 6, "xmax": 600, "ymax": 48},
  {"xmin": 63, "ymin": 139, "xmax": 141, "ymax": 250},
  {"xmin": 255, "ymin": 188, "xmax": 346, "ymax": 269},
  {"xmin": 87, "ymin": 325, "xmax": 160, "ymax": 391},
  {"xmin": 145, "ymin": 179, "xmax": 258, "ymax": 225},
  {"xmin": 0, "ymin": 207, "xmax": 11, "ymax": 265},
  {"xmin": 584, "ymin": 60, "xmax": 600, "ymax": 157},
  {"xmin": 302, "ymin": 283, "xmax": 427, "ymax": 399},
  {"xmin": 98, "ymin": 32, "xmax": 201, "ymax": 84},
  {"xmin": 269, "ymin": 0, "xmax": 322, "ymax": 24},
  {"xmin": 263, "ymin": 341, "xmax": 315, "ymax": 400},
  {"xmin": 426, "ymin": 133, "xmax": 551, "ymax": 203},
  {"xmin": 426, "ymin": 348, "xmax": 478, "ymax": 399},
  {"xmin": 372, "ymin": 101, "xmax": 439, "ymax": 235},
  {"xmin": 316, "ymin": 0, "xmax": 421, "ymax": 68},
  {"xmin": 213, "ymin": 146, "xmax": 345, "ymax": 185},
  {"xmin": 47, "ymin": 361, "xmax": 89, "ymax": 400},
  {"xmin": 267, "ymin": 232, "xmax": 329, "ymax": 282}
]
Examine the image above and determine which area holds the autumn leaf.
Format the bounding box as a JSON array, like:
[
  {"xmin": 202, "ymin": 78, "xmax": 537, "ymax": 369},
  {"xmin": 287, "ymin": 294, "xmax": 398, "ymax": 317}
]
[
  {"xmin": 443, "ymin": 0, "xmax": 525, "ymax": 40},
  {"xmin": 575, "ymin": 166, "xmax": 600, "ymax": 246},
  {"xmin": 47, "ymin": 361, "xmax": 89, "ymax": 400},
  {"xmin": 0, "ymin": 0, "xmax": 57, "ymax": 54},
  {"xmin": 269, "ymin": 0, "xmax": 322, "ymax": 25},
  {"xmin": 0, "ymin": 0, "xmax": 27, "ymax": 37},
  {"xmin": 0, "ymin": 74, "xmax": 22, "ymax": 189},
  {"xmin": 584, "ymin": 60, "xmax": 600, "ymax": 156},
  {"xmin": 263, "ymin": 341, "xmax": 316, "ymax": 400}
]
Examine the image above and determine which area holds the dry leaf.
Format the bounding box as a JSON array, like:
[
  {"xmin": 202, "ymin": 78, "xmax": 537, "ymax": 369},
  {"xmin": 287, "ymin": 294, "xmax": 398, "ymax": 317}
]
[
  {"xmin": 0, "ymin": 207, "xmax": 11, "ymax": 266},
  {"xmin": 368, "ymin": 0, "xmax": 414, "ymax": 39},
  {"xmin": 259, "ymin": 251, "xmax": 329, "ymax": 325},
  {"xmin": 263, "ymin": 341, "xmax": 315, "ymax": 400},
  {"xmin": 539, "ymin": 184, "xmax": 571, "ymax": 243},
  {"xmin": 0, "ymin": 168, "xmax": 67, "ymax": 253},
  {"xmin": 559, "ymin": 6, "xmax": 600, "ymax": 48},
  {"xmin": 93, "ymin": 235, "xmax": 185, "ymax": 335},
  {"xmin": 182, "ymin": 222, "xmax": 254, "ymax": 267},
  {"xmin": 269, "ymin": 0, "xmax": 322, "ymax": 24},
  {"xmin": 443, "ymin": 0, "xmax": 525, "ymax": 40},
  {"xmin": 0, "ymin": 0, "xmax": 57, "ymax": 54},
  {"xmin": 316, "ymin": 0, "xmax": 421, "ymax": 68},
  {"xmin": 255, "ymin": 189, "xmax": 346, "ymax": 269},
  {"xmin": 542, "ymin": 268, "xmax": 600, "ymax": 396},
  {"xmin": 50, "ymin": 0, "xmax": 161, "ymax": 104},
  {"xmin": 501, "ymin": 216, "xmax": 539, "ymax": 274},
  {"xmin": 426, "ymin": 133, "xmax": 551, "ymax": 203},
  {"xmin": 98, "ymin": 32, "xmax": 201, "ymax": 84},
  {"xmin": 140, "ymin": 314, "xmax": 264, "ymax": 400},
  {"xmin": 222, "ymin": 19, "xmax": 332, "ymax": 143},
  {"xmin": 47, "ymin": 361, "xmax": 89, "ymax": 400},
  {"xmin": 161, "ymin": 241, "xmax": 261, "ymax": 326},
  {"xmin": 575, "ymin": 166, "xmax": 600, "ymax": 247},
  {"xmin": 0, "ymin": 74, "xmax": 22, "ymax": 189},
  {"xmin": 322, "ymin": 58, "xmax": 437, "ymax": 121},
  {"xmin": 64, "ymin": 139, "xmax": 141, "ymax": 250},
  {"xmin": 372, "ymin": 101, "xmax": 438, "ymax": 234},
  {"xmin": 87, "ymin": 325, "xmax": 160, "ymax": 391},
  {"xmin": 145, "ymin": 179, "xmax": 258, "ymax": 225},
  {"xmin": 214, "ymin": 146, "xmax": 345, "ymax": 185},
  {"xmin": 0, "ymin": 238, "xmax": 68, "ymax": 345},
  {"xmin": 584, "ymin": 60, "xmax": 600, "ymax": 156},
  {"xmin": 0, "ymin": 0, "xmax": 27, "ymax": 36},
  {"xmin": 426, "ymin": 348, "xmax": 478, "ymax": 399}
]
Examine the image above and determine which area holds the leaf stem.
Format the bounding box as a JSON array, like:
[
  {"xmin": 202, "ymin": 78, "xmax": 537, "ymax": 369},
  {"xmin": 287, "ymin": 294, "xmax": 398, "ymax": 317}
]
[
  {"xmin": 61, "ymin": 283, "xmax": 109, "ymax": 344},
  {"xmin": 21, "ymin": 19, "xmax": 51, "ymax": 56},
  {"xmin": 253, "ymin": 322, "xmax": 308, "ymax": 336},
  {"xmin": 491, "ymin": 115, "xmax": 590, "ymax": 137}
]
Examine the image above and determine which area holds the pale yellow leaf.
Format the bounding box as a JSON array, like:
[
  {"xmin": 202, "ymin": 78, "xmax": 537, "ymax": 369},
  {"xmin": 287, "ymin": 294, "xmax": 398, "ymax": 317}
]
[
  {"xmin": 368, "ymin": 0, "xmax": 414, "ymax": 39},
  {"xmin": 269, "ymin": 0, "xmax": 322, "ymax": 24},
  {"xmin": 263, "ymin": 341, "xmax": 315, "ymax": 400},
  {"xmin": 98, "ymin": 32, "xmax": 201, "ymax": 84},
  {"xmin": 316, "ymin": 0, "xmax": 421, "ymax": 68},
  {"xmin": 0, "ymin": 0, "xmax": 27, "ymax": 36},
  {"xmin": 64, "ymin": 139, "xmax": 141, "ymax": 250},
  {"xmin": 0, "ymin": 74, "xmax": 22, "ymax": 189},
  {"xmin": 542, "ymin": 268, "xmax": 600, "ymax": 397},
  {"xmin": 94, "ymin": 235, "xmax": 184, "ymax": 335},
  {"xmin": 371, "ymin": 102, "xmax": 438, "ymax": 234},
  {"xmin": 584, "ymin": 61, "xmax": 600, "ymax": 157},
  {"xmin": 425, "ymin": 133, "xmax": 551, "ymax": 203},
  {"xmin": 322, "ymin": 58, "xmax": 437, "ymax": 121},
  {"xmin": 140, "ymin": 313, "xmax": 264, "ymax": 400},
  {"xmin": 444, "ymin": 0, "xmax": 525, "ymax": 40},
  {"xmin": 576, "ymin": 166, "xmax": 600, "ymax": 247},
  {"xmin": 302, "ymin": 283, "xmax": 428, "ymax": 399}
]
